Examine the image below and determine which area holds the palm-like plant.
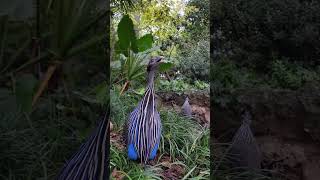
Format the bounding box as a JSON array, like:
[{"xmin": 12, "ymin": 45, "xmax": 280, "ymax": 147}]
[
  {"xmin": 13, "ymin": 0, "xmax": 109, "ymax": 106},
  {"xmin": 113, "ymin": 14, "xmax": 173, "ymax": 95},
  {"xmin": 118, "ymin": 50, "xmax": 153, "ymax": 94}
]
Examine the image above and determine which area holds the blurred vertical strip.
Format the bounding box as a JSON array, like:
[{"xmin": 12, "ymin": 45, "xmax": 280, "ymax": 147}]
[
  {"xmin": 105, "ymin": 0, "xmax": 111, "ymax": 178},
  {"xmin": 209, "ymin": 0, "xmax": 214, "ymax": 179}
]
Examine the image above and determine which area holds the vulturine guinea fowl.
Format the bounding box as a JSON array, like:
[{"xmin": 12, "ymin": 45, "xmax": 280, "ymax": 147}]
[
  {"xmin": 124, "ymin": 57, "xmax": 163, "ymax": 164},
  {"xmin": 181, "ymin": 97, "xmax": 192, "ymax": 117},
  {"xmin": 229, "ymin": 111, "xmax": 262, "ymax": 169}
]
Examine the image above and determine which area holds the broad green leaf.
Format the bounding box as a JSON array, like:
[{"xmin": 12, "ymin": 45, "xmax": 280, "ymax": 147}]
[
  {"xmin": 117, "ymin": 15, "xmax": 138, "ymax": 55},
  {"xmin": 159, "ymin": 62, "xmax": 174, "ymax": 72},
  {"xmin": 136, "ymin": 34, "xmax": 153, "ymax": 52},
  {"xmin": 15, "ymin": 74, "xmax": 38, "ymax": 113}
]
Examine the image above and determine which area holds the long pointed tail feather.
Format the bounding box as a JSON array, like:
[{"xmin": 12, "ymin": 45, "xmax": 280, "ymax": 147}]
[{"xmin": 57, "ymin": 112, "xmax": 109, "ymax": 180}]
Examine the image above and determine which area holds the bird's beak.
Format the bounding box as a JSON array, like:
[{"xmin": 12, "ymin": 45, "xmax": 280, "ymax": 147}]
[{"xmin": 157, "ymin": 56, "xmax": 164, "ymax": 63}]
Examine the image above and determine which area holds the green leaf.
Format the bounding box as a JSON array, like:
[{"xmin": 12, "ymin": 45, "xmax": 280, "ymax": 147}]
[
  {"xmin": 159, "ymin": 62, "xmax": 174, "ymax": 72},
  {"xmin": 135, "ymin": 87, "xmax": 145, "ymax": 95},
  {"xmin": 15, "ymin": 74, "xmax": 38, "ymax": 113},
  {"xmin": 117, "ymin": 15, "xmax": 138, "ymax": 55},
  {"xmin": 136, "ymin": 34, "xmax": 153, "ymax": 52}
]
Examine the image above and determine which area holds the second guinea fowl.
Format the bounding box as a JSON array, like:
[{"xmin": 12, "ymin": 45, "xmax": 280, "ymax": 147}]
[
  {"xmin": 181, "ymin": 97, "xmax": 192, "ymax": 117},
  {"xmin": 124, "ymin": 57, "xmax": 163, "ymax": 164},
  {"xmin": 229, "ymin": 111, "xmax": 261, "ymax": 169}
]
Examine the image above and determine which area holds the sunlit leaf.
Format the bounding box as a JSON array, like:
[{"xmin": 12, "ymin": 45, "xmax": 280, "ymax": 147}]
[
  {"xmin": 136, "ymin": 34, "xmax": 153, "ymax": 52},
  {"xmin": 117, "ymin": 14, "xmax": 138, "ymax": 56}
]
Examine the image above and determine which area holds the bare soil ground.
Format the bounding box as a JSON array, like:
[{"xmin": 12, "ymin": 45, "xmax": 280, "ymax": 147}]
[{"xmin": 258, "ymin": 136, "xmax": 320, "ymax": 180}]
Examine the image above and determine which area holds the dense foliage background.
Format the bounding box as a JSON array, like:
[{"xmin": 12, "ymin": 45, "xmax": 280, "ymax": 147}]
[{"xmin": 212, "ymin": 0, "xmax": 320, "ymax": 92}]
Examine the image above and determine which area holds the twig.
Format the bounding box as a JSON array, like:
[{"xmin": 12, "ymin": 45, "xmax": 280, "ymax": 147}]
[
  {"xmin": 32, "ymin": 61, "xmax": 61, "ymax": 106},
  {"xmin": 120, "ymin": 81, "xmax": 130, "ymax": 95}
]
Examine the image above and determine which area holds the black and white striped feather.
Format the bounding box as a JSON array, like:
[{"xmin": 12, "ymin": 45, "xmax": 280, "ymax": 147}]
[
  {"xmin": 127, "ymin": 83, "xmax": 162, "ymax": 164},
  {"xmin": 57, "ymin": 113, "xmax": 109, "ymax": 180}
]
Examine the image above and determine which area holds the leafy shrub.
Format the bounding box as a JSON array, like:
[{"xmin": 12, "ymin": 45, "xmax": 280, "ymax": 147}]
[
  {"xmin": 194, "ymin": 80, "xmax": 210, "ymax": 90},
  {"xmin": 211, "ymin": 59, "xmax": 252, "ymax": 91},
  {"xmin": 158, "ymin": 78, "xmax": 209, "ymax": 93},
  {"xmin": 270, "ymin": 59, "xmax": 320, "ymax": 89},
  {"xmin": 177, "ymin": 39, "xmax": 210, "ymax": 81},
  {"xmin": 213, "ymin": 0, "xmax": 320, "ymax": 70}
]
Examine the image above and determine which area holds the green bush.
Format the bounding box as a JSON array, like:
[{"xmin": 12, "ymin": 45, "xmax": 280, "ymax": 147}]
[
  {"xmin": 158, "ymin": 78, "xmax": 209, "ymax": 93},
  {"xmin": 213, "ymin": 0, "xmax": 320, "ymax": 70},
  {"xmin": 211, "ymin": 59, "xmax": 255, "ymax": 91},
  {"xmin": 177, "ymin": 39, "xmax": 210, "ymax": 81},
  {"xmin": 270, "ymin": 59, "xmax": 320, "ymax": 89}
]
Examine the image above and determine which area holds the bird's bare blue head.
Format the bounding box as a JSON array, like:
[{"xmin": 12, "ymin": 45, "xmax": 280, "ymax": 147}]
[{"xmin": 147, "ymin": 56, "xmax": 163, "ymax": 72}]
